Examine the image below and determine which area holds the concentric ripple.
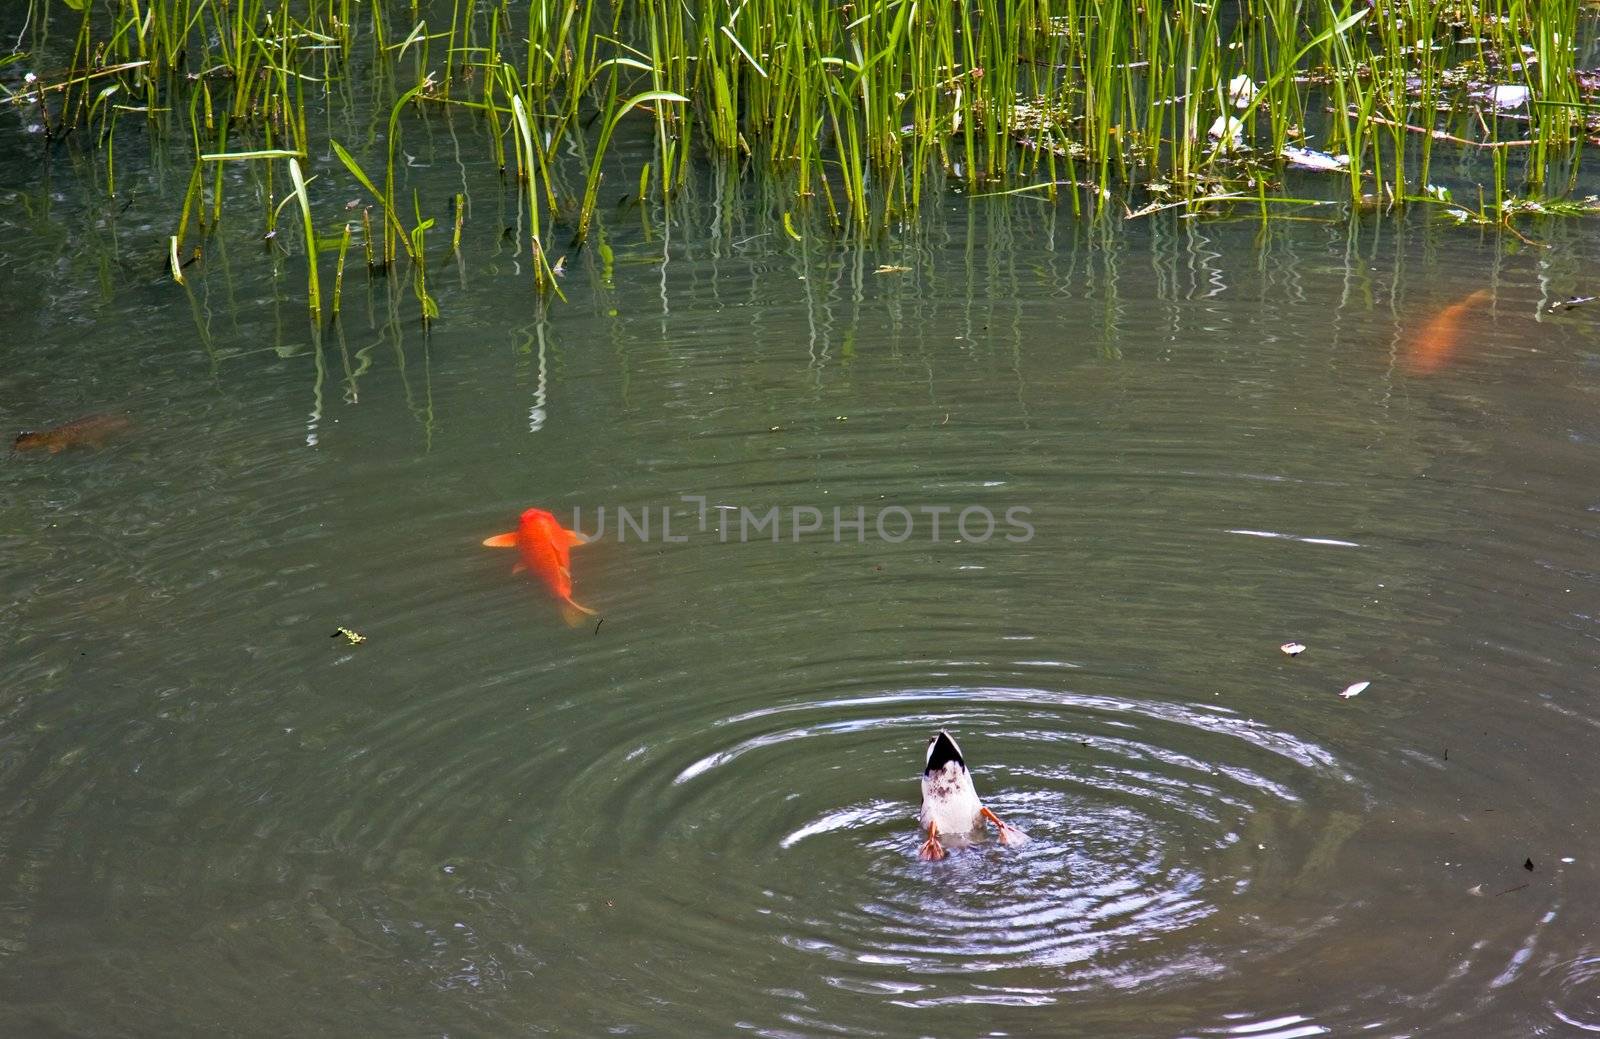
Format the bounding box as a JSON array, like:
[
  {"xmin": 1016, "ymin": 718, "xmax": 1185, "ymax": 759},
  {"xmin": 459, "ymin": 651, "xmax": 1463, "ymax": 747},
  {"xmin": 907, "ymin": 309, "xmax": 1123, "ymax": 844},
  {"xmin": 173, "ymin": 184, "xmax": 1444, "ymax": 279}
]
[
  {"xmin": 513, "ymin": 677, "xmax": 1366, "ymax": 1029},
  {"xmin": 1543, "ymin": 954, "xmax": 1600, "ymax": 1034}
]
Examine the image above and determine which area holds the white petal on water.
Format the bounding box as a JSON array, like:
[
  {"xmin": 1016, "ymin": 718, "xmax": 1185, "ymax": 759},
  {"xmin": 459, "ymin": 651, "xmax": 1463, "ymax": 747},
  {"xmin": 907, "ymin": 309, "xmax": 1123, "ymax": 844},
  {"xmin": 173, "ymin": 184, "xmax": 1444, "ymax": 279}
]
[
  {"xmin": 1281, "ymin": 642, "xmax": 1307, "ymax": 656},
  {"xmin": 1339, "ymin": 681, "xmax": 1371, "ymax": 699}
]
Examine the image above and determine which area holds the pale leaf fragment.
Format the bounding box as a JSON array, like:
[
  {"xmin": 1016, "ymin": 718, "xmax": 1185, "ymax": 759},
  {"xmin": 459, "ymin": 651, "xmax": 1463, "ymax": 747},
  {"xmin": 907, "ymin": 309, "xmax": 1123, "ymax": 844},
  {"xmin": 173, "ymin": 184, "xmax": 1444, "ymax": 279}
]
[
  {"xmin": 1228, "ymin": 74, "xmax": 1258, "ymax": 108},
  {"xmin": 1487, "ymin": 84, "xmax": 1530, "ymax": 110},
  {"xmin": 1208, "ymin": 115, "xmax": 1245, "ymax": 150},
  {"xmin": 1281, "ymin": 145, "xmax": 1349, "ymax": 172}
]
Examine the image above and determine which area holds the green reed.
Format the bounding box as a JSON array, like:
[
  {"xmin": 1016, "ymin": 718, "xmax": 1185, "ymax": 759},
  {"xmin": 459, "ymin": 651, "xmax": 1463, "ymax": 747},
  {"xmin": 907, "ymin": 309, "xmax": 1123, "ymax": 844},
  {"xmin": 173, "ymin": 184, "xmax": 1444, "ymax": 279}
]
[
  {"xmin": 10, "ymin": 0, "xmax": 1599, "ymax": 320},
  {"xmin": 287, "ymin": 155, "xmax": 322, "ymax": 319}
]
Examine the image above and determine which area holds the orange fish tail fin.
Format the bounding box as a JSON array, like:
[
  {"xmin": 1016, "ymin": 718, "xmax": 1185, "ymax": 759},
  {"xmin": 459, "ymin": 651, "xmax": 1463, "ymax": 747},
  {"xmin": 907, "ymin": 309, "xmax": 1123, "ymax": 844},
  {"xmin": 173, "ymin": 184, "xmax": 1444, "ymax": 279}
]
[
  {"xmin": 563, "ymin": 527, "xmax": 593, "ymax": 548},
  {"xmin": 560, "ymin": 598, "xmax": 598, "ymax": 628},
  {"xmin": 482, "ymin": 533, "xmax": 518, "ymax": 548}
]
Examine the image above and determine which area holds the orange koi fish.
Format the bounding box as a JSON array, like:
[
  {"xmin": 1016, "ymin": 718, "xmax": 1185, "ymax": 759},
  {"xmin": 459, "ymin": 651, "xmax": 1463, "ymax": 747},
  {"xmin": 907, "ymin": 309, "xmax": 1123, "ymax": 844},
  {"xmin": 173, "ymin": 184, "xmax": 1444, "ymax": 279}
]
[
  {"xmin": 1406, "ymin": 288, "xmax": 1493, "ymax": 375},
  {"xmin": 482, "ymin": 507, "xmax": 596, "ymax": 626},
  {"xmin": 13, "ymin": 413, "xmax": 132, "ymax": 454}
]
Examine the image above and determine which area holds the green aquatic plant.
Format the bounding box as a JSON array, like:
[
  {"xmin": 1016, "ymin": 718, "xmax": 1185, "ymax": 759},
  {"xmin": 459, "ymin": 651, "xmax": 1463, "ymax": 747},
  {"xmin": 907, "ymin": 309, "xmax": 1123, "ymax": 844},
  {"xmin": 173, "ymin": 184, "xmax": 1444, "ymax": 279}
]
[
  {"xmin": 9, "ymin": 0, "xmax": 1600, "ymax": 319},
  {"xmin": 287, "ymin": 155, "xmax": 321, "ymax": 319},
  {"xmin": 574, "ymin": 88, "xmax": 689, "ymax": 247}
]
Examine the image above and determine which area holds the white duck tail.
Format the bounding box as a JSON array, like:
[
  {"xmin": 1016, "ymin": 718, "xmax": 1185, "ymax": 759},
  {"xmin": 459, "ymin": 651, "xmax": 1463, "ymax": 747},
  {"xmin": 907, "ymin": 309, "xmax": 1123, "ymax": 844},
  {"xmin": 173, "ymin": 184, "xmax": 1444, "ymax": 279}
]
[{"xmin": 917, "ymin": 730, "xmax": 1028, "ymax": 861}]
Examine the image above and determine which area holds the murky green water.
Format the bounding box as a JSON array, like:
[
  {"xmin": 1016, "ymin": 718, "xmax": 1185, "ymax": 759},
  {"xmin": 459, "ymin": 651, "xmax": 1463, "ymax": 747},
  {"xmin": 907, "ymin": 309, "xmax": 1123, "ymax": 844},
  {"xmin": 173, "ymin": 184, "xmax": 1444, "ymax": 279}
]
[{"xmin": 5, "ymin": 104, "xmax": 1600, "ymax": 1037}]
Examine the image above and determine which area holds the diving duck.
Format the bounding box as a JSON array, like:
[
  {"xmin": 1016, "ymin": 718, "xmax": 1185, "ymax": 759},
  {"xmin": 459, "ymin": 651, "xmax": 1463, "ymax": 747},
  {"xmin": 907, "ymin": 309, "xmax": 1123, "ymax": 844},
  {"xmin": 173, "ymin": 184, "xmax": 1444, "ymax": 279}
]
[{"xmin": 918, "ymin": 729, "xmax": 1027, "ymax": 861}]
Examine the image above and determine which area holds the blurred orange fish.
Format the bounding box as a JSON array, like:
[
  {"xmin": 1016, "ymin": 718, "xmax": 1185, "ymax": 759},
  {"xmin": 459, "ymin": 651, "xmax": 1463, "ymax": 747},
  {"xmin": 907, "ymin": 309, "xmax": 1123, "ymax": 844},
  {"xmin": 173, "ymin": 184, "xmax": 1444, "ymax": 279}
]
[
  {"xmin": 13, "ymin": 413, "xmax": 131, "ymax": 454},
  {"xmin": 1406, "ymin": 288, "xmax": 1493, "ymax": 374},
  {"xmin": 482, "ymin": 507, "xmax": 596, "ymax": 626}
]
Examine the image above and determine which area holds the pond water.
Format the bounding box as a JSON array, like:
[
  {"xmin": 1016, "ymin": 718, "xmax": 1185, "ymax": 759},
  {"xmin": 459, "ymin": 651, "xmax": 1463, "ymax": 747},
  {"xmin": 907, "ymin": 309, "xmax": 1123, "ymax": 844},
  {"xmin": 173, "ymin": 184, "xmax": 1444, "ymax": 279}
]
[{"xmin": 3, "ymin": 113, "xmax": 1600, "ymax": 1037}]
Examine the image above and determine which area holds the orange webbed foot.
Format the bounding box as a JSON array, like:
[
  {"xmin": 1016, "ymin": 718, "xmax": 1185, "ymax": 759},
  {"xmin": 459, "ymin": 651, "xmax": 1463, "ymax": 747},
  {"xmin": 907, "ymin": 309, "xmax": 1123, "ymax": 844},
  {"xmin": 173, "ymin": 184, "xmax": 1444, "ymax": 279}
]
[
  {"xmin": 981, "ymin": 806, "xmax": 1029, "ymax": 846},
  {"xmin": 918, "ymin": 821, "xmax": 946, "ymax": 861}
]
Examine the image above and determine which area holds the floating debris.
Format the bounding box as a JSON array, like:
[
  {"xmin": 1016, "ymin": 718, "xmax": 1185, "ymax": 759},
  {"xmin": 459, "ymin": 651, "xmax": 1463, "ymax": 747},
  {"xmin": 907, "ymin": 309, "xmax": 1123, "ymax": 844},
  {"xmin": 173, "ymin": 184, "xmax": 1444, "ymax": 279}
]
[
  {"xmin": 1281, "ymin": 145, "xmax": 1349, "ymax": 172},
  {"xmin": 1207, "ymin": 115, "xmax": 1245, "ymax": 150},
  {"xmin": 874, "ymin": 264, "xmax": 911, "ymax": 274},
  {"xmin": 332, "ymin": 626, "xmax": 367, "ymax": 645},
  {"xmin": 1228, "ymin": 74, "xmax": 1258, "ymax": 109},
  {"xmin": 1550, "ymin": 295, "xmax": 1597, "ymax": 312},
  {"xmin": 1338, "ymin": 680, "xmax": 1370, "ymax": 699},
  {"xmin": 1486, "ymin": 84, "xmax": 1531, "ymax": 110},
  {"xmin": 1280, "ymin": 642, "xmax": 1307, "ymax": 657},
  {"xmin": 1524, "ymin": 857, "xmax": 1536, "ymax": 871}
]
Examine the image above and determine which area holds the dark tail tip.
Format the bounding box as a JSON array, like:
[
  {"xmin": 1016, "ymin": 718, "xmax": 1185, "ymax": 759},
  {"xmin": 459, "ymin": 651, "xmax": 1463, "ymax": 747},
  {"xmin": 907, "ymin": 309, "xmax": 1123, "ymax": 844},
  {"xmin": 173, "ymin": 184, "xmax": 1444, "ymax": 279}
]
[{"xmin": 925, "ymin": 729, "xmax": 964, "ymax": 774}]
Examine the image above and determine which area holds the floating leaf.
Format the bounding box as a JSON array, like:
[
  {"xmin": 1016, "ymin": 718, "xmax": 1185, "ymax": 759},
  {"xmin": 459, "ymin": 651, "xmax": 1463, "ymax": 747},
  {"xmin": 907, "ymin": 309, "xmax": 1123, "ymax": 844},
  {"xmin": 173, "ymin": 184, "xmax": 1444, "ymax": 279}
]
[{"xmin": 1338, "ymin": 680, "xmax": 1370, "ymax": 699}]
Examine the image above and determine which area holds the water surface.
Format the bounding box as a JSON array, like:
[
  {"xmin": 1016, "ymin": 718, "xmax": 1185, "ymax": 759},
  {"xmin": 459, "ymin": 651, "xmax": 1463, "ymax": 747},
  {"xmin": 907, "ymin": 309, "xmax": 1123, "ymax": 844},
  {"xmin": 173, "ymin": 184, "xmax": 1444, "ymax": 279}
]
[{"xmin": 2, "ymin": 117, "xmax": 1600, "ymax": 1038}]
